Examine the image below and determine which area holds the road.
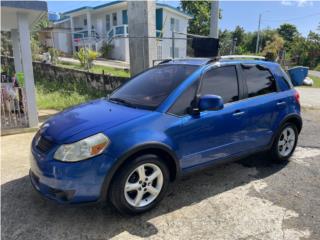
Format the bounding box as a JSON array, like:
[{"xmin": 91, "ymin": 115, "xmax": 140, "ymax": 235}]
[
  {"xmin": 309, "ymin": 70, "xmax": 320, "ymax": 78},
  {"xmin": 297, "ymin": 87, "xmax": 320, "ymax": 110},
  {"xmin": 2, "ymin": 103, "xmax": 320, "ymax": 239}
]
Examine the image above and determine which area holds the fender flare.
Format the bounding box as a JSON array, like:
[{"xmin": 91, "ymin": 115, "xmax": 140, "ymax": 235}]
[
  {"xmin": 268, "ymin": 113, "xmax": 303, "ymax": 148},
  {"xmin": 99, "ymin": 142, "xmax": 181, "ymax": 202}
]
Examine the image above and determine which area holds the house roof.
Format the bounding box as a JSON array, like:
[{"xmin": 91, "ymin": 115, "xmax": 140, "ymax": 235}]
[
  {"xmin": 1, "ymin": 0, "xmax": 48, "ymax": 30},
  {"xmin": 62, "ymin": 1, "xmax": 192, "ymax": 19}
]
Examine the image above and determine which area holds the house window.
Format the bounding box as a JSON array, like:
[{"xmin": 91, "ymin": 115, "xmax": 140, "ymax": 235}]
[
  {"xmin": 106, "ymin": 14, "xmax": 110, "ymax": 31},
  {"xmin": 122, "ymin": 10, "xmax": 128, "ymax": 24},
  {"xmin": 112, "ymin": 12, "xmax": 117, "ymax": 26},
  {"xmin": 170, "ymin": 18, "xmax": 179, "ymax": 32},
  {"xmin": 84, "ymin": 18, "xmax": 87, "ymax": 26}
]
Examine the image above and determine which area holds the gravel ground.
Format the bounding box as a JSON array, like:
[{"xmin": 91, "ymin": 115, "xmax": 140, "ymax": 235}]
[{"xmin": 1, "ymin": 108, "xmax": 320, "ymax": 240}]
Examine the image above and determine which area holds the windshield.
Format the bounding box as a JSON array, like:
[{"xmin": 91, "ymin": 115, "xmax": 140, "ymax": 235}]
[{"xmin": 109, "ymin": 64, "xmax": 198, "ymax": 109}]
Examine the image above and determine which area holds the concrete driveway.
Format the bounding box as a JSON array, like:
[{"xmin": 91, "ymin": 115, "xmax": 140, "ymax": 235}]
[
  {"xmin": 297, "ymin": 87, "xmax": 320, "ymax": 110},
  {"xmin": 2, "ymin": 111, "xmax": 320, "ymax": 239},
  {"xmin": 59, "ymin": 57, "xmax": 129, "ymax": 70}
]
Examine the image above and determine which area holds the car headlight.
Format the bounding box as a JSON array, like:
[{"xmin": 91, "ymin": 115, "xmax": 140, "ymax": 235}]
[{"xmin": 54, "ymin": 133, "xmax": 110, "ymax": 162}]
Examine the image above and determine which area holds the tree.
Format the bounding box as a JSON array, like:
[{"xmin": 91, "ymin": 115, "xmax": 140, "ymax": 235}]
[
  {"xmin": 289, "ymin": 31, "xmax": 320, "ymax": 68},
  {"xmin": 1, "ymin": 31, "xmax": 12, "ymax": 56},
  {"xmin": 259, "ymin": 29, "xmax": 279, "ymax": 51},
  {"xmin": 277, "ymin": 23, "xmax": 299, "ymax": 43},
  {"xmin": 232, "ymin": 26, "xmax": 245, "ymax": 46},
  {"xmin": 219, "ymin": 29, "xmax": 233, "ymax": 55},
  {"xmin": 262, "ymin": 34, "xmax": 284, "ymax": 61},
  {"xmin": 180, "ymin": 1, "xmax": 222, "ymax": 36}
]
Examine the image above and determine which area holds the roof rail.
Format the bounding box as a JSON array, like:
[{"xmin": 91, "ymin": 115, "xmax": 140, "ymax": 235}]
[
  {"xmin": 205, "ymin": 56, "xmax": 221, "ymax": 65},
  {"xmin": 221, "ymin": 55, "xmax": 266, "ymax": 60},
  {"xmin": 152, "ymin": 58, "xmax": 172, "ymax": 66}
]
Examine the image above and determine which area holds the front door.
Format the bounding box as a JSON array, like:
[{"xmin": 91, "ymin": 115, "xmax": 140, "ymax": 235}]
[{"xmin": 169, "ymin": 65, "xmax": 251, "ymax": 170}]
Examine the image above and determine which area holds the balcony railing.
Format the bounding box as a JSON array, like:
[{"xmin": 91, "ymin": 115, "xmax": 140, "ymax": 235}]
[
  {"xmin": 73, "ymin": 25, "xmax": 163, "ymax": 45},
  {"xmin": 107, "ymin": 24, "xmax": 128, "ymax": 42}
]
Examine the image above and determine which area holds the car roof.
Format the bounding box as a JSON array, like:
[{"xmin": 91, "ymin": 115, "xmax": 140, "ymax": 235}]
[{"xmin": 160, "ymin": 58, "xmax": 280, "ymax": 69}]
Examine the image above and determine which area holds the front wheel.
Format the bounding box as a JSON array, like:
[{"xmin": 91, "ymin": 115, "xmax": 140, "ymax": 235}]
[
  {"xmin": 109, "ymin": 154, "xmax": 169, "ymax": 215},
  {"xmin": 270, "ymin": 122, "xmax": 298, "ymax": 162}
]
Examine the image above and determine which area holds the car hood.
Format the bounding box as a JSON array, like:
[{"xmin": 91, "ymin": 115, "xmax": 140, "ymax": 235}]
[{"xmin": 40, "ymin": 99, "xmax": 149, "ymax": 143}]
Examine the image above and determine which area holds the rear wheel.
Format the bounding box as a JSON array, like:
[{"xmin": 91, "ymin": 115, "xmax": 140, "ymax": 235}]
[
  {"xmin": 109, "ymin": 154, "xmax": 169, "ymax": 214},
  {"xmin": 271, "ymin": 122, "xmax": 298, "ymax": 162}
]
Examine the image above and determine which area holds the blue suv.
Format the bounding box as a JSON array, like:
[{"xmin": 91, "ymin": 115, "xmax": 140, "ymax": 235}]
[{"xmin": 30, "ymin": 57, "xmax": 302, "ymax": 214}]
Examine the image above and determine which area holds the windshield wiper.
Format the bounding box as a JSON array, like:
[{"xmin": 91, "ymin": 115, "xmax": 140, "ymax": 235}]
[{"xmin": 109, "ymin": 97, "xmax": 137, "ymax": 108}]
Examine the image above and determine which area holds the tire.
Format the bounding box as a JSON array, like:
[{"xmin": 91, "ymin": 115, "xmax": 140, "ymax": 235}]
[
  {"xmin": 270, "ymin": 122, "xmax": 298, "ymax": 162},
  {"xmin": 109, "ymin": 154, "xmax": 170, "ymax": 215}
]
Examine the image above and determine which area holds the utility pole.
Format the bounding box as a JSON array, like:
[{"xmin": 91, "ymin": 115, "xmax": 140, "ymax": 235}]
[
  {"xmin": 255, "ymin": 13, "xmax": 262, "ymax": 54},
  {"xmin": 209, "ymin": 0, "xmax": 219, "ymax": 38},
  {"xmin": 128, "ymin": 0, "xmax": 156, "ymax": 76},
  {"xmin": 172, "ymin": 31, "xmax": 175, "ymax": 58}
]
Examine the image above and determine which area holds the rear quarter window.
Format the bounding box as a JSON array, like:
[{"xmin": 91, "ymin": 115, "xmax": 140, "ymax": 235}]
[
  {"xmin": 274, "ymin": 67, "xmax": 293, "ymax": 91},
  {"xmin": 242, "ymin": 65, "xmax": 277, "ymax": 98}
]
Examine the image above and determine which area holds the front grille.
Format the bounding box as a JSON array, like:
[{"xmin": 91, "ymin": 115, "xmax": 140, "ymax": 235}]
[{"xmin": 36, "ymin": 134, "xmax": 53, "ymax": 153}]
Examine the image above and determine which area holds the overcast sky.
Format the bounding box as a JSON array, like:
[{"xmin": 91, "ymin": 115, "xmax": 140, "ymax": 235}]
[{"xmin": 48, "ymin": 0, "xmax": 320, "ymax": 36}]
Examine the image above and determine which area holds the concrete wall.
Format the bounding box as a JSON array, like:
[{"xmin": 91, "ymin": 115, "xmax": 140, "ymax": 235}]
[
  {"xmin": 32, "ymin": 61, "xmax": 128, "ymax": 92},
  {"xmin": 109, "ymin": 37, "xmax": 129, "ymax": 62},
  {"xmin": 55, "ymin": 31, "xmax": 72, "ymax": 53},
  {"xmin": 2, "ymin": 56, "xmax": 128, "ymax": 92}
]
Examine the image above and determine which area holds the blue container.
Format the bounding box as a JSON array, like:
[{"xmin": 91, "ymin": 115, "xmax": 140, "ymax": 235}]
[{"xmin": 288, "ymin": 66, "xmax": 309, "ymax": 86}]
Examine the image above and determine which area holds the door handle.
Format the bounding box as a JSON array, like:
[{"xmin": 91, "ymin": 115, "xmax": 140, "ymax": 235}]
[
  {"xmin": 233, "ymin": 110, "xmax": 245, "ymax": 117},
  {"xmin": 276, "ymin": 101, "xmax": 286, "ymax": 106}
]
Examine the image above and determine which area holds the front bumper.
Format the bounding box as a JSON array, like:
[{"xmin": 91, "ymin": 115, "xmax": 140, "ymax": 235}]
[{"xmin": 30, "ymin": 146, "xmax": 116, "ymax": 204}]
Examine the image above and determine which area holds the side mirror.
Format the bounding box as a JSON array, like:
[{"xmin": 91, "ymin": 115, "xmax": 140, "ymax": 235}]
[{"xmin": 198, "ymin": 94, "xmax": 224, "ymax": 111}]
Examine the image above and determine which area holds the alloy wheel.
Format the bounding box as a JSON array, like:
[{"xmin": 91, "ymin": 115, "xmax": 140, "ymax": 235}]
[
  {"xmin": 124, "ymin": 163, "xmax": 163, "ymax": 208},
  {"xmin": 278, "ymin": 126, "xmax": 296, "ymax": 157}
]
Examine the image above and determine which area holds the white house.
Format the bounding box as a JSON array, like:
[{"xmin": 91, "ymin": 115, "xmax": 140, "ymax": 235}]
[{"xmin": 51, "ymin": 1, "xmax": 192, "ymax": 62}]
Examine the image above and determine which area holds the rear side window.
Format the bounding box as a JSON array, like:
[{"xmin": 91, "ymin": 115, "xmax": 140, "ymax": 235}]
[
  {"xmin": 277, "ymin": 67, "xmax": 293, "ymax": 90},
  {"xmin": 201, "ymin": 66, "xmax": 239, "ymax": 103},
  {"xmin": 243, "ymin": 65, "xmax": 277, "ymax": 98}
]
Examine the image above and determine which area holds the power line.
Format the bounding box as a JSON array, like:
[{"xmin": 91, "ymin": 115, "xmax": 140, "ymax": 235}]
[{"xmin": 263, "ymin": 12, "xmax": 320, "ymax": 22}]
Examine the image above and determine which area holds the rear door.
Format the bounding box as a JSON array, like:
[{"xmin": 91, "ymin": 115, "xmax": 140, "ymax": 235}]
[{"xmin": 240, "ymin": 64, "xmax": 279, "ymax": 149}]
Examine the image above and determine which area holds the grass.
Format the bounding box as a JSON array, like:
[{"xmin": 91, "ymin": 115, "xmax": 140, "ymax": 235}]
[
  {"xmin": 57, "ymin": 61, "xmax": 130, "ymax": 78},
  {"xmin": 309, "ymin": 75, "xmax": 320, "ymax": 88},
  {"xmin": 36, "ymin": 60, "xmax": 129, "ymax": 110},
  {"xmin": 36, "ymin": 79, "xmax": 107, "ymax": 110}
]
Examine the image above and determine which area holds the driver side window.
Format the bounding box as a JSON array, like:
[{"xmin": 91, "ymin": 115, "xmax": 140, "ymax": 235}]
[
  {"xmin": 201, "ymin": 66, "xmax": 239, "ymax": 103},
  {"xmin": 168, "ymin": 80, "xmax": 199, "ymax": 116}
]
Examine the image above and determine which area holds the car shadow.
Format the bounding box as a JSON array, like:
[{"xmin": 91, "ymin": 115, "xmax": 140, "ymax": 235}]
[{"xmin": 1, "ymin": 153, "xmax": 288, "ymax": 240}]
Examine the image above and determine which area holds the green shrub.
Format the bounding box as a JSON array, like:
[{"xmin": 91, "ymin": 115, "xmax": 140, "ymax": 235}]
[
  {"xmin": 100, "ymin": 41, "xmax": 113, "ymax": 59},
  {"xmin": 73, "ymin": 48, "xmax": 99, "ymax": 69},
  {"xmin": 314, "ymin": 64, "xmax": 320, "ymax": 71},
  {"xmin": 48, "ymin": 47, "xmax": 60, "ymax": 65}
]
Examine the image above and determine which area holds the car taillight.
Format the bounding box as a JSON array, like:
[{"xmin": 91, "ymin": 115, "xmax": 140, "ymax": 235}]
[{"xmin": 294, "ymin": 90, "xmax": 300, "ymax": 105}]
